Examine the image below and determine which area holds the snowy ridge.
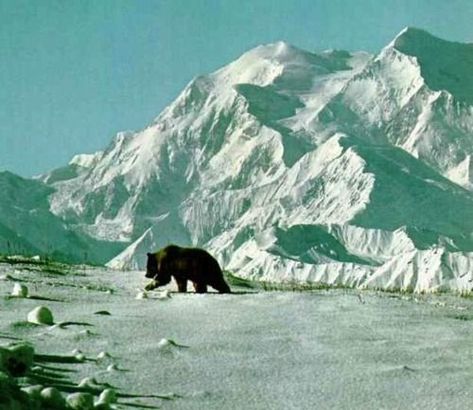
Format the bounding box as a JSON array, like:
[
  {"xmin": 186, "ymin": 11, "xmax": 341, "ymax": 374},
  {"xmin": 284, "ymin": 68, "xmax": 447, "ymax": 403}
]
[
  {"xmin": 0, "ymin": 172, "xmax": 122, "ymax": 264},
  {"xmin": 35, "ymin": 28, "xmax": 473, "ymax": 292}
]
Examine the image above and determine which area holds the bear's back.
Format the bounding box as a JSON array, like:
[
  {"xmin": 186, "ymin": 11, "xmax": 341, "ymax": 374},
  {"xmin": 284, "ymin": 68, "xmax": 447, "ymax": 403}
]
[
  {"xmin": 156, "ymin": 245, "xmax": 221, "ymax": 273},
  {"xmin": 178, "ymin": 247, "xmax": 221, "ymax": 274}
]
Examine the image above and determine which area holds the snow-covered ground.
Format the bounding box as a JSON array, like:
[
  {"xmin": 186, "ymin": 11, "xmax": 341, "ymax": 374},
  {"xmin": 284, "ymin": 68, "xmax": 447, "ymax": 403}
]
[{"xmin": 1, "ymin": 258, "xmax": 473, "ymax": 409}]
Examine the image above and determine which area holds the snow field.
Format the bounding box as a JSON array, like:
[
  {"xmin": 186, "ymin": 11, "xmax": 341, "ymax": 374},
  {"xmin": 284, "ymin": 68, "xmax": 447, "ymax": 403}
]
[
  {"xmin": 0, "ymin": 262, "xmax": 180, "ymax": 409},
  {"xmin": 2, "ymin": 260, "xmax": 473, "ymax": 409}
]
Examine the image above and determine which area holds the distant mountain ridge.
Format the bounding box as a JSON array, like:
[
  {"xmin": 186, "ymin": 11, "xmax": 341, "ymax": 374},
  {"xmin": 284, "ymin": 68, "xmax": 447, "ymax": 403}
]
[
  {"xmin": 5, "ymin": 27, "xmax": 473, "ymax": 292},
  {"xmin": 0, "ymin": 171, "xmax": 123, "ymax": 263}
]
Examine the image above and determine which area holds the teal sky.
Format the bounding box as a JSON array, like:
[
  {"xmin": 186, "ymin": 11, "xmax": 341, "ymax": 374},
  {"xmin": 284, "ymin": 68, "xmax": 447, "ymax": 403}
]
[{"xmin": 1, "ymin": 0, "xmax": 473, "ymax": 177}]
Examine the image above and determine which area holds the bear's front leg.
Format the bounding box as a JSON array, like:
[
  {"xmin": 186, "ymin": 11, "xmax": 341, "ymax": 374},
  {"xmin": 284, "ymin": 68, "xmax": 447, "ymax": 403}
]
[{"xmin": 175, "ymin": 278, "xmax": 188, "ymax": 293}]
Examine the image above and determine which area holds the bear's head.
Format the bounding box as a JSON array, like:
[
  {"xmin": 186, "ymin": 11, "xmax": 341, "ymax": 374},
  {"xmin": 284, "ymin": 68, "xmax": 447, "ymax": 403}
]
[{"xmin": 145, "ymin": 252, "xmax": 158, "ymax": 278}]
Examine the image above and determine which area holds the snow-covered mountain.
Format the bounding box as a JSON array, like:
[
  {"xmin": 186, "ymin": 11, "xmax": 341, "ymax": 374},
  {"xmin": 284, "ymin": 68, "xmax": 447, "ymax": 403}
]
[
  {"xmin": 0, "ymin": 171, "xmax": 123, "ymax": 263},
  {"xmin": 34, "ymin": 28, "xmax": 473, "ymax": 292}
]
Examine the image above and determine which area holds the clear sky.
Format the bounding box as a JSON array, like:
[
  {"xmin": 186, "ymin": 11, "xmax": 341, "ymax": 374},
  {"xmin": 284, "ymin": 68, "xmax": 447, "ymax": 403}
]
[{"xmin": 1, "ymin": 0, "xmax": 473, "ymax": 177}]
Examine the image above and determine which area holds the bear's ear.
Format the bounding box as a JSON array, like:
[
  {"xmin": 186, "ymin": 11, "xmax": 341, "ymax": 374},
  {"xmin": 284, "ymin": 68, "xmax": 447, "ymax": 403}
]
[{"xmin": 147, "ymin": 252, "xmax": 151, "ymax": 257}]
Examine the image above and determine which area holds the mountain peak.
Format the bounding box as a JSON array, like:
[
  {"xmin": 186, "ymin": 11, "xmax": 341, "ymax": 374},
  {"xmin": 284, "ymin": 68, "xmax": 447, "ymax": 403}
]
[
  {"xmin": 388, "ymin": 27, "xmax": 473, "ymax": 105},
  {"xmin": 242, "ymin": 41, "xmax": 355, "ymax": 70},
  {"xmin": 243, "ymin": 40, "xmax": 306, "ymax": 60},
  {"xmin": 212, "ymin": 40, "xmax": 360, "ymax": 92},
  {"xmin": 393, "ymin": 26, "xmax": 453, "ymax": 51}
]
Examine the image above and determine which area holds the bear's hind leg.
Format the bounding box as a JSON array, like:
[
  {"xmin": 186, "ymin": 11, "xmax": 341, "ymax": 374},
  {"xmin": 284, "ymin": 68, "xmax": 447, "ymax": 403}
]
[
  {"xmin": 176, "ymin": 278, "xmax": 188, "ymax": 293},
  {"xmin": 211, "ymin": 278, "xmax": 231, "ymax": 294},
  {"xmin": 193, "ymin": 282, "xmax": 208, "ymax": 294}
]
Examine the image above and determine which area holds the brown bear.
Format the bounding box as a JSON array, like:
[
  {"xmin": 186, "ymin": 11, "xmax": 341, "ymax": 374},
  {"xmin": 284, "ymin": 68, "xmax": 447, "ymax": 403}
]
[{"xmin": 144, "ymin": 245, "xmax": 231, "ymax": 293}]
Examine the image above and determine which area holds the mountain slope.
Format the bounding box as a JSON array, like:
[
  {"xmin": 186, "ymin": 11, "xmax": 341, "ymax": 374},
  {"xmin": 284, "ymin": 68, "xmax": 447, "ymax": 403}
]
[
  {"xmin": 0, "ymin": 171, "xmax": 123, "ymax": 263},
  {"xmin": 43, "ymin": 43, "xmax": 370, "ymax": 245},
  {"xmin": 311, "ymin": 27, "xmax": 473, "ymax": 187}
]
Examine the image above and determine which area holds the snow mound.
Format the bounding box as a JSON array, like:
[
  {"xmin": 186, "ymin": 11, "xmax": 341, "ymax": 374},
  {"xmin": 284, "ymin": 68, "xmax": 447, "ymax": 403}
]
[
  {"xmin": 27, "ymin": 306, "xmax": 54, "ymax": 325},
  {"xmin": 11, "ymin": 283, "xmax": 28, "ymax": 298},
  {"xmin": 66, "ymin": 392, "xmax": 95, "ymax": 410},
  {"xmin": 96, "ymin": 351, "xmax": 111, "ymax": 361},
  {"xmin": 97, "ymin": 388, "xmax": 117, "ymax": 405},
  {"xmin": 157, "ymin": 338, "xmax": 173, "ymax": 352},
  {"xmin": 40, "ymin": 387, "xmax": 66, "ymax": 409}
]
